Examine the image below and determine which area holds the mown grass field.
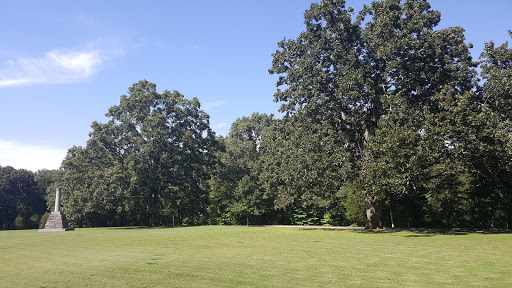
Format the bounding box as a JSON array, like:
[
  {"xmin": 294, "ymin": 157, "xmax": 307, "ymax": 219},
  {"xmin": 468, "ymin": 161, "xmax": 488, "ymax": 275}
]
[{"xmin": 1, "ymin": 226, "xmax": 511, "ymax": 287}]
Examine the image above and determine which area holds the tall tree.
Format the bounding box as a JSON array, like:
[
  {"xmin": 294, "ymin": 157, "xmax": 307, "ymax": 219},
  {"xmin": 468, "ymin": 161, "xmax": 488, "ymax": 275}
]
[
  {"xmin": 62, "ymin": 80, "xmax": 217, "ymax": 227},
  {"xmin": 268, "ymin": 0, "xmax": 477, "ymax": 228},
  {"xmin": 260, "ymin": 114, "xmax": 352, "ymax": 225},
  {"xmin": 474, "ymin": 32, "xmax": 512, "ymax": 228},
  {"xmin": 0, "ymin": 166, "xmax": 45, "ymax": 229},
  {"xmin": 209, "ymin": 113, "xmax": 274, "ymax": 225},
  {"xmin": 35, "ymin": 169, "xmax": 64, "ymax": 212}
]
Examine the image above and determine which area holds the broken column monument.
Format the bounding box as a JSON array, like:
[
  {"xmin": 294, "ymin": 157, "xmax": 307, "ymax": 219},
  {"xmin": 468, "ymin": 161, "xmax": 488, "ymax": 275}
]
[{"xmin": 39, "ymin": 188, "xmax": 73, "ymax": 232}]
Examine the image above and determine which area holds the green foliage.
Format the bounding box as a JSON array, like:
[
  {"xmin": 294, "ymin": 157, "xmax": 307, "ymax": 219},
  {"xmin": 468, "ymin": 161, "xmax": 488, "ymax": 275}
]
[
  {"xmin": 207, "ymin": 174, "xmax": 236, "ymax": 225},
  {"xmin": 320, "ymin": 213, "xmax": 333, "ymax": 226},
  {"xmin": 10, "ymin": 1, "xmax": 509, "ymax": 230},
  {"xmin": 208, "ymin": 113, "xmax": 274, "ymax": 226},
  {"xmin": 14, "ymin": 215, "xmax": 24, "ymax": 230},
  {"xmin": 28, "ymin": 214, "xmax": 41, "ymax": 229},
  {"xmin": 292, "ymin": 207, "xmax": 321, "ymax": 226},
  {"xmin": 61, "ymin": 80, "xmax": 217, "ymax": 227},
  {"xmin": 264, "ymin": 0, "xmax": 510, "ymax": 229},
  {"xmin": 35, "ymin": 169, "xmax": 64, "ymax": 212},
  {"xmin": 477, "ymin": 32, "xmax": 512, "ymax": 228},
  {"xmin": 0, "ymin": 166, "xmax": 46, "ymax": 229},
  {"xmin": 39, "ymin": 212, "xmax": 49, "ymax": 229},
  {"xmin": 260, "ymin": 115, "xmax": 350, "ymax": 216},
  {"xmin": 340, "ymin": 182, "xmax": 366, "ymax": 226}
]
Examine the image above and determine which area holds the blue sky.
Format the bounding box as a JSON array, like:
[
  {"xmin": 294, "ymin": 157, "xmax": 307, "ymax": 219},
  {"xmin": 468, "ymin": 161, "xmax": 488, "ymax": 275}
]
[{"xmin": 1, "ymin": 0, "xmax": 511, "ymax": 171}]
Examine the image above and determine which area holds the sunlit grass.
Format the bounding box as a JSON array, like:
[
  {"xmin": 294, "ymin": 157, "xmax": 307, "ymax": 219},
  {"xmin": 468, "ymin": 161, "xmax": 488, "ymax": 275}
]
[{"xmin": 1, "ymin": 226, "xmax": 511, "ymax": 287}]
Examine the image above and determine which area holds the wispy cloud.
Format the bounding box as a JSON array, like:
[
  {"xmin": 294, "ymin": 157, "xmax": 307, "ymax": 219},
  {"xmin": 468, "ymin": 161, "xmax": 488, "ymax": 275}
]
[
  {"xmin": 0, "ymin": 49, "xmax": 102, "ymax": 87},
  {"xmin": 0, "ymin": 140, "xmax": 67, "ymax": 171},
  {"xmin": 203, "ymin": 100, "xmax": 226, "ymax": 111},
  {"xmin": 91, "ymin": 37, "xmax": 126, "ymax": 59}
]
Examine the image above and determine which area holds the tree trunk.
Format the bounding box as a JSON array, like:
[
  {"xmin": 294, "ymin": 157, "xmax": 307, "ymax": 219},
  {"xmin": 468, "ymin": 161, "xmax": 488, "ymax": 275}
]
[
  {"xmin": 390, "ymin": 207, "xmax": 395, "ymax": 228},
  {"xmin": 150, "ymin": 193, "xmax": 156, "ymax": 227},
  {"xmin": 365, "ymin": 196, "xmax": 383, "ymax": 230}
]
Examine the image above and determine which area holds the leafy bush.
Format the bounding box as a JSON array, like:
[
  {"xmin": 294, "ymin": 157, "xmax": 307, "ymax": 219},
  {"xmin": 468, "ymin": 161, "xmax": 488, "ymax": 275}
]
[
  {"xmin": 292, "ymin": 208, "xmax": 321, "ymax": 226},
  {"xmin": 340, "ymin": 183, "xmax": 366, "ymax": 226},
  {"xmin": 321, "ymin": 213, "xmax": 333, "ymax": 226},
  {"xmin": 14, "ymin": 215, "xmax": 25, "ymax": 230},
  {"xmin": 39, "ymin": 212, "xmax": 49, "ymax": 229},
  {"xmin": 28, "ymin": 214, "xmax": 41, "ymax": 229}
]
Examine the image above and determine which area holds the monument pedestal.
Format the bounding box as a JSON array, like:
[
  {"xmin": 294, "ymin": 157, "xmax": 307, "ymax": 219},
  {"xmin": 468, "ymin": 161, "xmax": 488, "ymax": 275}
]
[
  {"xmin": 38, "ymin": 188, "xmax": 74, "ymax": 232},
  {"xmin": 38, "ymin": 211, "xmax": 73, "ymax": 232}
]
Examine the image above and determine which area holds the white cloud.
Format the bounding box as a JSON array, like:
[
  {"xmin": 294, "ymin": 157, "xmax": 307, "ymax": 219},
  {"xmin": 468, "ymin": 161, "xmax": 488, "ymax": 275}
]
[
  {"xmin": 0, "ymin": 49, "xmax": 102, "ymax": 87},
  {"xmin": 48, "ymin": 51, "xmax": 99, "ymax": 75},
  {"xmin": 0, "ymin": 140, "xmax": 67, "ymax": 171},
  {"xmin": 203, "ymin": 100, "xmax": 226, "ymax": 111}
]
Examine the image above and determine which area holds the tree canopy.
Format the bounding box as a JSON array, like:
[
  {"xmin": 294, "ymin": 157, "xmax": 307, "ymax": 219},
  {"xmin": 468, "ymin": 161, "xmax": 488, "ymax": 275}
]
[
  {"xmin": 265, "ymin": 0, "xmax": 511, "ymax": 229},
  {"xmin": 5, "ymin": 0, "xmax": 510, "ymax": 230},
  {"xmin": 0, "ymin": 166, "xmax": 46, "ymax": 229},
  {"xmin": 60, "ymin": 80, "xmax": 217, "ymax": 227}
]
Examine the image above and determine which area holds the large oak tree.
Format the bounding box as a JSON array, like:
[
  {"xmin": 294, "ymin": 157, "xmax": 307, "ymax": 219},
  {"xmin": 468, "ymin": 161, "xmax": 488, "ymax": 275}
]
[
  {"xmin": 267, "ymin": 0, "xmax": 478, "ymax": 228},
  {"xmin": 61, "ymin": 80, "xmax": 217, "ymax": 227}
]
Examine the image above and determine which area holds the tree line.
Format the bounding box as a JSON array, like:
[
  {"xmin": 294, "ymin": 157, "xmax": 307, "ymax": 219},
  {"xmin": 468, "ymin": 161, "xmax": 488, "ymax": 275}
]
[
  {"xmin": 2, "ymin": 0, "xmax": 510, "ymax": 229},
  {"xmin": 0, "ymin": 167, "xmax": 60, "ymax": 229}
]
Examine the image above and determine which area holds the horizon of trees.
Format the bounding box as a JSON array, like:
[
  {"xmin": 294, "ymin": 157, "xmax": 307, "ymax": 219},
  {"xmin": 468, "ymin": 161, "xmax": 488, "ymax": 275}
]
[
  {"xmin": 0, "ymin": 166, "xmax": 57, "ymax": 229},
  {"xmin": 2, "ymin": 0, "xmax": 511, "ymax": 230}
]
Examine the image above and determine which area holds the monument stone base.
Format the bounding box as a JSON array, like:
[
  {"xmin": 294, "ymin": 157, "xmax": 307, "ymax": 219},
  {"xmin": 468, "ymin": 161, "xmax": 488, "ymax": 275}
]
[
  {"xmin": 38, "ymin": 211, "xmax": 74, "ymax": 232},
  {"xmin": 38, "ymin": 228, "xmax": 73, "ymax": 232}
]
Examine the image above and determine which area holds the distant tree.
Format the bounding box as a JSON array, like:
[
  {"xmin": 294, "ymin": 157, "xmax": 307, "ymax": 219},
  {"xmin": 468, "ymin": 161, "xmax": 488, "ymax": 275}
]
[
  {"xmin": 227, "ymin": 113, "xmax": 274, "ymax": 172},
  {"xmin": 0, "ymin": 166, "xmax": 45, "ymax": 229},
  {"xmin": 61, "ymin": 145, "xmax": 121, "ymax": 227},
  {"xmin": 473, "ymin": 32, "xmax": 512, "ymax": 228},
  {"xmin": 35, "ymin": 169, "xmax": 64, "ymax": 212},
  {"xmin": 28, "ymin": 214, "xmax": 41, "ymax": 229},
  {"xmin": 209, "ymin": 113, "xmax": 274, "ymax": 225},
  {"xmin": 226, "ymin": 113, "xmax": 274, "ymax": 225},
  {"xmin": 14, "ymin": 215, "xmax": 24, "ymax": 230},
  {"xmin": 61, "ymin": 80, "xmax": 217, "ymax": 227},
  {"xmin": 207, "ymin": 136, "xmax": 234, "ymax": 224},
  {"xmin": 229, "ymin": 175, "xmax": 266, "ymax": 226},
  {"xmin": 414, "ymin": 33, "xmax": 512, "ymax": 228},
  {"xmin": 481, "ymin": 31, "xmax": 512, "ymax": 123},
  {"xmin": 260, "ymin": 114, "xmax": 351, "ymax": 225},
  {"xmin": 39, "ymin": 212, "xmax": 49, "ymax": 229}
]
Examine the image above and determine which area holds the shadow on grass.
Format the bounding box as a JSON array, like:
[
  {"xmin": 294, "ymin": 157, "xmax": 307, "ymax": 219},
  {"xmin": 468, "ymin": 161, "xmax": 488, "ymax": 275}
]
[
  {"xmin": 109, "ymin": 226, "xmax": 182, "ymax": 230},
  {"xmin": 80, "ymin": 225, "xmax": 512, "ymax": 236},
  {"xmin": 294, "ymin": 226, "xmax": 461, "ymax": 236},
  {"xmin": 354, "ymin": 229, "xmax": 467, "ymax": 237},
  {"xmin": 351, "ymin": 228, "xmax": 512, "ymax": 236},
  {"xmin": 266, "ymin": 225, "xmax": 512, "ymax": 236}
]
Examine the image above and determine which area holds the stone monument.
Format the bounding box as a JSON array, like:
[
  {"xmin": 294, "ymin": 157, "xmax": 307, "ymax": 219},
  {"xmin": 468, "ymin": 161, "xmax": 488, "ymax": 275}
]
[{"xmin": 39, "ymin": 188, "xmax": 73, "ymax": 232}]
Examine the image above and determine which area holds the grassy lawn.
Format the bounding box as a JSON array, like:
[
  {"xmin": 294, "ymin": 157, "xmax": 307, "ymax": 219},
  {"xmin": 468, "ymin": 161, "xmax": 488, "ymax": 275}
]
[{"xmin": 1, "ymin": 226, "xmax": 511, "ymax": 287}]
